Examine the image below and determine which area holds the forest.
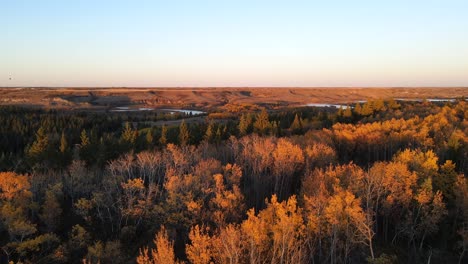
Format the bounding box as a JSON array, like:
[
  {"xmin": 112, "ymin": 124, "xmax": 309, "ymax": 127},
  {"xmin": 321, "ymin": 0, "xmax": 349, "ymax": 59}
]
[{"xmin": 0, "ymin": 98, "xmax": 468, "ymax": 264}]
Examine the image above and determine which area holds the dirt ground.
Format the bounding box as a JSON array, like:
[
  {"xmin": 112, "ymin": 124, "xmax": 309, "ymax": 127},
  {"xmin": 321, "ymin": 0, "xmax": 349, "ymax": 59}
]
[{"xmin": 1, "ymin": 87, "xmax": 467, "ymax": 111}]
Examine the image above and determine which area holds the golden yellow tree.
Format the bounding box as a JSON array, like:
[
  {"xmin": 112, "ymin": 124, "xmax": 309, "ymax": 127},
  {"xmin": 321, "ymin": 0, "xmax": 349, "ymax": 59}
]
[
  {"xmin": 186, "ymin": 225, "xmax": 213, "ymax": 264},
  {"xmin": 272, "ymin": 138, "xmax": 305, "ymax": 199},
  {"xmin": 241, "ymin": 195, "xmax": 307, "ymax": 264},
  {"xmin": 137, "ymin": 226, "xmax": 179, "ymax": 264},
  {"xmin": 324, "ymin": 189, "xmax": 369, "ymax": 263},
  {"xmin": 0, "ymin": 172, "xmax": 36, "ymax": 243},
  {"xmin": 241, "ymin": 208, "xmax": 270, "ymax": 264},
  {"xmin": 211, "ymin": 224, "xmax": 245, "ymax": 264}
]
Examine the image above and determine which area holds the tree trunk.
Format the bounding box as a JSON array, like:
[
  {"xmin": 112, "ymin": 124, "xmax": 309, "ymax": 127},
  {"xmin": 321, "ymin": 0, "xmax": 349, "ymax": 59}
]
[{"xmin": 459, "ymin": 249, "xmax": 466, "ymax": 264}]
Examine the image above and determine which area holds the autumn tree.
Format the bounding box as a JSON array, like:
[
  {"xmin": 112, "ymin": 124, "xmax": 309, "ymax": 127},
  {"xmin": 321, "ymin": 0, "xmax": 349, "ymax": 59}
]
[
  {"xmin": 211, "ymin": 224, "xmax": 245, "ymax": 264},
  {"xmin": 0, "ymin": 172, "xmax": 36, "ymax": 243},
  {"xmin": 85, "ymin": 240, "xmax": 122, "ymax": 264},
  {"xmin": 411, "ymin": 178, "xmax": 447, "ymax": 249},
  {"xmin": 305, "ymin": 143, "xmax": 337, "ymax": 169},
  {"xmin": 186, "ymin": 225, "xmax": 213, "ymax": 264},
  {"xmin": 434, "ymin": 160, "xmax": 458, "ymax": 203},
  {"xmin": 241, "ymin": 195, "xmax": 307, "ymax": 264},
  {"xmin": 324, "ymin": 189, "xmax": 370, "ymax": 263},
  {"xmin": 272, "ymin": 138, "xmax": 304, "ymax": 199},
  {"xmin": 0, "ymin": 172, "xmax": 58, "ymax": 261},
  {"xmin": 137, "ymin": 226, "xmax": 180, "ymax": 264},
  {"xmin": 454, "ymin": 175, "xmax": 468, "ymax": 263},
  {"xmin": 210, "ymin": 173, "xmax": 245, "ymax": 225},
  {"xmin": 120, "ymin": 178, "xmax": 157, "ymax": 227}
]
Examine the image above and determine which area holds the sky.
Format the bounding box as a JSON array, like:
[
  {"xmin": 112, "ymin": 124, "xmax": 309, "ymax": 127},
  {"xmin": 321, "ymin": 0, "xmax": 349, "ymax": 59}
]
[{"xmin": 1, "ymin": 0, "xmax": 468, "ymax": 87}]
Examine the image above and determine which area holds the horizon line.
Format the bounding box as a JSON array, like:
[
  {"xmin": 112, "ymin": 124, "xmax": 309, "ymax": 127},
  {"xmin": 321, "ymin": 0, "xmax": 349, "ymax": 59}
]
[{"xmin": 2, "ymin": 86, "xmax": 468, "ymax": 89}]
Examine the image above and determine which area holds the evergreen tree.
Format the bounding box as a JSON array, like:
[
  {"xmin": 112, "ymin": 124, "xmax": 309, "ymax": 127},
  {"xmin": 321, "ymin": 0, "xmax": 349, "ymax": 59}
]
[
  {"xmin": 80, "ymin": 129, "xmax": 90, "ymax": 147},
  {"xmin": 58, "ymin": 131, "xmax": 72, "ymax": 168},
  {"xmin": 374, "ymin": 99, "xmax": 386, "ymax": 112},
  {"xmin": 238, "ymin": 113, "xmax": 252, "ymax": 136},
  {"xmin": 204, "ymin": 121, "xmax": 214, "ymax": 142},
  {"xmin": 253, "ymin": 109, "xmax": 271, "ymax": 135},
  {"xmin": 179, "ymin": 120, "xmax": 190, "ymax": 146},
  {"xmin": 122, "ymin": 122, "xmax": 137, "ymax": 145},
  {"xmin": 343, "ymin": 106, "xmax": 352, "ymax": 118},
  {"xmin": 79, "ymin": 129, "xmax": 95, "ymax": 166},
  {"xmin": 159, "ymin": 125, "xmax": 168, "ymax": 146},
  {"xmin": 290, "ymin": 113, "xmax": 303, "ymax": 134},
  {"xmin": 337, "ymin": 107, "xmax": 344, "ymax": 117},
  {"xmin": 354, "ymin": 103, "xmax": 362, "ymax": 115},
  {"xmin": 59, "ymin": 131, "xmax": 68, "ymax": 153},
  {"xmin": 27, "ymin": 126, "xmax": 50, "ymax": 167},
  {"xmin": 146, "ymin": 129, "xmax": 154, "ymax": 146},
  {"xmin": 215, "ymin": 126, "xmax": 222, "ymax": 144},
  {"xmin": 361, "ymin": 101, "xmax": 374, "ymax": 116},
  {"xmin": 387, "ymin": 98, "xmax": 400, "ymax": 110}
]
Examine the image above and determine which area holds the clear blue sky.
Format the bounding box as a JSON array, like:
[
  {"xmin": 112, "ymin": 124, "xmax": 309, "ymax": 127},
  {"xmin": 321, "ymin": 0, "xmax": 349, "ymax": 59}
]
[{"xmin": 2, "ymin": 0, "xmax": 468, "ymax": 87}]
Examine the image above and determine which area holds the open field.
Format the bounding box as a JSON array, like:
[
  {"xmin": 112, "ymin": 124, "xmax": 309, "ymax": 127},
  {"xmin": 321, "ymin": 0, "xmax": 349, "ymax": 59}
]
[{"xmin": 1, "ymin": 87, "xmax": 467, "ymax": 111}]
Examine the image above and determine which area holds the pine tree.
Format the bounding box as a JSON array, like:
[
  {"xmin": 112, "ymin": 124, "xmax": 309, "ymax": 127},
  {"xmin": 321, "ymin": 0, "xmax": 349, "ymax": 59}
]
[
  {"xmin": 337, "ymin": 107, "xmax": 344, "ymax": 117},
  {"xmin": 387, "ymin": 98, "xmax": 400, "ymax": 110},
  {"xmin": 146, "ymin": 129, "xmax": 153, "ymax": 146},
  {"xmin": 122, "ymin": 122, "xmax": 137, "ymax": 145},
  {"xmin": 253, "ymin": 109, "xmax": 271, "ymax": 135},
  {"xmin": 27, "ymin": 126, "xmax": 50, "ymax": 166},
  {"xmin": 58, "ymin": 131, "xmax": 72, "ymax": 168},
  {"xmin": 204, "ymin": 121, "xmax": 214, "ymax": 142},
  {"xmin": 343, "ymin": 106, "xmax": 352, "ymax": 118},
  {"xmin": 354, "ymin": 103, "xmax": 362, "ymax": 115},
  {"xmin": 79, "ymin": 129, "xmax": 95, "ymax": 165},
  {"xmin": 271, "ymin": 121, "xmax": 279, "ymax": 136},
  {"xmin": 60, "ymin": 131, "xmax": 68, "ymax": 153},
  {"xmin": 215, "ymin": 126, "xmax": 222, "ymax": 144},
  {"xmin": 80, "ymin": 129, "xmax": 90, "ymax": 147},
  {"xmin": 179, "ymin": 120, "xmax": 190, "ymax": 146},
  {"xmin": 361, "ymin": 101, "xmax": 374, "ymax": 116},
  {"xmin": 290, "ymin": 113, "xmax": 303, "ymax": 134},
  {"xmin": 238, "ymin": 113, "xmax": 252, "ymax": 136},
  {"xmin": 374, "ymin": 99, "xmax": 386, "ymax": 112},
  {"xmin": 159, "ymin": 125, "xmax": 168, "ymax": 146}
]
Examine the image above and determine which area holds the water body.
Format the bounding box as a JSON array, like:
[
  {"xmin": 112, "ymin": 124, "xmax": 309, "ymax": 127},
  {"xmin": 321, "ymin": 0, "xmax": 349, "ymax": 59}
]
[
  {"xmin": 160, "ymin": 109, "xmax": 206, "ymax": 115},
  {"xmin": 110, "ymin": 106, "xmax": 154, "ymax": 112},
  {"xmin": 394, "ymin": 98, "xmax": 458, "ymax": 102},
  {"xmin": 305, "ymin": 98, "xmax": 464, "ymax": 109},
  {"xmin": 110, "ymin": 106, "xmax": 206, "ymax": 115},
  {"xmin": 305, "ymin": 103, "xmax": 350, "ymax": 109}
]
